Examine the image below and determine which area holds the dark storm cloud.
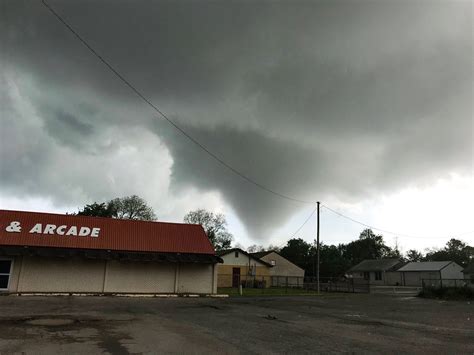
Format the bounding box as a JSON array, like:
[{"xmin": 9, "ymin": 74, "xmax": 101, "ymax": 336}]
[
  {"xmin": 0, "ymin": 0, "xmax": 471, "ymax": 237},
  {"xmin": 43, "ymin": 110, "xmax": 95, "ymax": 148}
]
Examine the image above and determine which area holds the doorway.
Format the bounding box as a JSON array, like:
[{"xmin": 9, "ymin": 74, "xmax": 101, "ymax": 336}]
[{"xmin": 232, "ymin": 267, "xmax": 240, "ymax": 288}]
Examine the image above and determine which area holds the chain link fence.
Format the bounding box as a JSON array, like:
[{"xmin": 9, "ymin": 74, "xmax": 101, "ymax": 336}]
[{"xmin": 217, "ymin": 274, "xmax": 369, "ymax": 295}]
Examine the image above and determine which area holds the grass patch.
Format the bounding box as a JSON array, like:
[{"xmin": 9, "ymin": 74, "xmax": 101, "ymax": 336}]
[
  {"xmin": 217, "ymin": 287, "xmax": 321, "ymax": 297},
  {"xmin": 419, "ymin": 287, "xmax": 474, "ymax": 300}
]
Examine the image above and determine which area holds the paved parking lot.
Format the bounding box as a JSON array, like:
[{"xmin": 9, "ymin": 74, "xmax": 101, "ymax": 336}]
[{"xmin": 0, "ymin": 293, "xmax": 472, "ymax": 354}]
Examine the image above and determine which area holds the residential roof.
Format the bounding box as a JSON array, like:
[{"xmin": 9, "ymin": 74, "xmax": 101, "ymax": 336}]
[
  {"xmin": 397, "ymin": 261, "xmax": 453, "ymax": 272},
  {"xmin": 463, "ymin": 264, "xmax": 474, "ymax": 274},
  {"xmin": 0, "ymin": 209, "xmax": 216, "ymax": 256},
  {"xmin": 348, "ymin": 259, "xmax": 404, "ymax": 272},
  {"xmin": 217, "ymin": 248, "xmax": 273, "ymax": 267},
  {"xmin": 249, "ymin": 250, "xmax": 273, "ymax": 259}
]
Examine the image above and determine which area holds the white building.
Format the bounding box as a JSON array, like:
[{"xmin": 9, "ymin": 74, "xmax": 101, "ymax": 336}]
[{"xmin": 397, "ymin": 261, "xmax": 464, "ymax": 287}]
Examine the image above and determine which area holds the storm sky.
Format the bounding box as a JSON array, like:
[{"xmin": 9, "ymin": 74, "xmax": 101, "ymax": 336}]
[{"xmin": 1, "ymin": 0, "xmax": 472, "ymax": 251}]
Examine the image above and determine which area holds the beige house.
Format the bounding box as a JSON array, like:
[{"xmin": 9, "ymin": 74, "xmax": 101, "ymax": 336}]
[
  {"xmin": 251, "ymin": 251, "xmax": 305, "ymax": 286},
  {"xmin": 217, "ymin": 248, "xmax": 272, "ymax": 288}
]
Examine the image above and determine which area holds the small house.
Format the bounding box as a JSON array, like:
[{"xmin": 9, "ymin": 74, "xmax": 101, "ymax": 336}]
[
  {"xmin": 217, "ymin": 248, "xmax": 272, "ymax": 288},
  {"xmin": 346, "ymin": 259, "xmax": 405, "ymax": 285}
]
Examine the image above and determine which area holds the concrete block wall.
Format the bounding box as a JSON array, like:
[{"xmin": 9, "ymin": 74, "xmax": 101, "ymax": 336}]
[{"xmin": 7, "ymin": 256, "xmax": 215, "ymax": 294}]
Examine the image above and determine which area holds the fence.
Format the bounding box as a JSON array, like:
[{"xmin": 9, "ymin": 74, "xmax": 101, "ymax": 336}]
[
  {"xmin": 422, "ymin": 278, "xmax": 474, "ymax": 290},
  {"xmin": 217, "ymin": 274, "xmax": 369, "ymax": 294}
]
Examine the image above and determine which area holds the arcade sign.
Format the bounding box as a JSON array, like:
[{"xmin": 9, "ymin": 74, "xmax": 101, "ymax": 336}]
[{"xmin": 4, "ymin": 220, "xmax": 100, "ymax": 238}]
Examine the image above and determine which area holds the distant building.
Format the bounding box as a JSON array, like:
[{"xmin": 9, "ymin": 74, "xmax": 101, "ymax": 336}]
[
  {"xmin": 217, "ymin": 248, "xmax": 272, "ymax": 288},
  {"xmin": 346, "ymin": 259, "xmax": 405, "ymax": 285},
  {"xmin": 397, "ymin": 261, "xmax": 464, "ymax": 287},
  {"xmin": 251, "ymin": 251, "xmax": 305, "ymax": 287}
]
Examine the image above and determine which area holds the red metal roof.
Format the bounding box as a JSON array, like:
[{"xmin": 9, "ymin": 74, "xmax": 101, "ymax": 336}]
[{"xmin": 0, "ymin": 209, "xmax": 216, "ymax": 255}]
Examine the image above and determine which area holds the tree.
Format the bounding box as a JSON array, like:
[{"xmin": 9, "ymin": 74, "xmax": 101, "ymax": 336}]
[
  {"xmin": 342, "ymin": 229, "xmax": 395, "ymax": 265},
  {"xmin": 108, "ymin": 195, "xmax": 156, "ymax": 221},
  {"xmin": 184, "ymin": 209, "xmax": 233, "ymax": 251},
  {"xmin": 77, "ymin": 202, "xmax": 115, "ymax": 218},
  {"xmin": 425, "ymin": 238, "xmax": 473, "ymax": 267},
  {"xmin": 75, "ymin": 195, "xmax": 156, "ymax": 221},
  {"xmin": 280, "ymin": 238, "xmax": 313, "ymax": 273},
  {"xmin": 406, "ymin": 249, "xmax": 423, "ymax": 262}
]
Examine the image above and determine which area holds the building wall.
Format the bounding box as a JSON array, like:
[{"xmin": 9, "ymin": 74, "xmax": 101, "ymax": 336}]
[
  {"xmin": 348, "ymin": 271, "xmax": 401, "ymax": 285},
  {"xmin": 440, "ymin": 262, "xmax": 464, "ymax": 279},
  {"xmin": 385, "ymin": 271, "xmax": 403, "ymax": 286},
  {"xmin": 259, "ymin": 252, "xmax": 305, "ymax": 277},
  {"xmin": 105, "ymin": 260, "xmax": 175, "ymax": 293},
  {"xmin": 6, "ymin": 256, "xmax": 215, "ymax": 294},
  {"xmin": 403, "ymin": 271, "xmax": 440, "ymax": 286},
  {"xmin": 178, "ymin": 264, "xmax": 214, "ymax": 294},
  {"xmin": 217, "ymin": 251, "xmax": 271, "ymax": 287},
  {"xmin": 217, "ymin": 265, "xmax": 270, "ymax": 287},
  {"xmin": 18, "ymin": 256, "xmax": 105, "ymax": 293}
]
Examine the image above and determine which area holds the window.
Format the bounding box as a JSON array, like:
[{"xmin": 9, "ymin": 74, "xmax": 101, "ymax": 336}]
[
  {"xmin": 235, "ymin": 251, "xmax": 239, "ymax": 258},
  {"xmin": 363, "ymin": 272, "xmax": 370, "ymax": 280},
  {"xmin": 375, "ymin": 271, "xmax": 382, "ymax": 281},
  {"xmin": 0, "ymin": 259, "xmax": 12, "ymax": 290},
  {"xmin": 270, "ymin": 260, "xmax": 276, "ymax": 266}
]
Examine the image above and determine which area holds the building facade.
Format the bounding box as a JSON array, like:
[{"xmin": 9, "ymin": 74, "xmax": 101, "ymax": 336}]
[
  {"xmin": 346, "ymin": 259, "xmax": 405, "ymax": 286},
  {"xmin": 0, "ymin": 210, "xmax": 221, "ymax": 294},
  {"xmin": 397, "ymin": 261, "xmax": 464, "ymax": 287},
  {"xmin": 251, "ymin": 251, "xmax": 305, "ymax": 286},
  {"xmin": 217, "ymin": 248, "xmax": 272, "ymax": 288}
]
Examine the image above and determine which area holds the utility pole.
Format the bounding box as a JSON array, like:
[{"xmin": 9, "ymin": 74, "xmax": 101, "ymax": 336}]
[{"xmin": 316, "ymin": 201, "xmax": 320, "ymax": 294}]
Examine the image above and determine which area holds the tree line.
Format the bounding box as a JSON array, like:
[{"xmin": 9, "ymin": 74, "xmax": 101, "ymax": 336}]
[{"xmin": 270, "ymin": 231, "xmax": 473, "ymax": 278}]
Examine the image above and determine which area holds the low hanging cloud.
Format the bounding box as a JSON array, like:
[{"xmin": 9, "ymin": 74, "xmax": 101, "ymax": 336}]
[{"xmin": 0, "ymin": 0, "xmax": 471, "ymax": 238}]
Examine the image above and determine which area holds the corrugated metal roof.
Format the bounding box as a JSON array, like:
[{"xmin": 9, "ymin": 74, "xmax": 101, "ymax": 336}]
[
  {"xmin": 0, "ymin": 209, "xmax": 215, "ymax": 255},
  {"xmin": 348, "ymin": 259, "xmax": 404, "ymax": 272},
  {"xmin": 397, "ymin": 261, "xmax": 452, "ymax": 272}
]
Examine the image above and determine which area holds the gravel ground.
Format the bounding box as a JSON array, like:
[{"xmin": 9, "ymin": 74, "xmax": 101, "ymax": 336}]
[{"xmin": 0, "ymin": 293, "xmax": 472, "ymax": 354}]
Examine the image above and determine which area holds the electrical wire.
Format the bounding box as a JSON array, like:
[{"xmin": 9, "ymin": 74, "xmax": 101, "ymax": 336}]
[
  {"xmin": 275, "ymin": 207, "xmax": 318, "ymax": 249},
  {"xmin": 321, "ymin": 203, "xmax": 472, "ymax": 240},
  {"xmin": 41, "ymin": 0, "xmax": 313, "ymax": 205}
]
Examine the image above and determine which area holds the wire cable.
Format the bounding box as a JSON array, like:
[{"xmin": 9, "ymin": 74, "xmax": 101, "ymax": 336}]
[
  {"xmin": 276, "ymin": 206, "xmax": 318, "ymax": 249},
  {"xmin": 321, "ymin": 203, "xmax": 471, "ymax": 240},
  {"xmin": 41, "ymin": 0, "xmax": 313, "ymax": 205}
]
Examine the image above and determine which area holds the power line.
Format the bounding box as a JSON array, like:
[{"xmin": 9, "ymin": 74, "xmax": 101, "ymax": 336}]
[
  {"xmin": 276, "ymin": 206, "xmax": 318, "ymax": 248},
  {"xmin": 321, "ymin": 203, "xmax": 472, "ymax": 240},
  {"xmin": 41, "ymin": 0, "xmax": 313, "ymax": 205}
]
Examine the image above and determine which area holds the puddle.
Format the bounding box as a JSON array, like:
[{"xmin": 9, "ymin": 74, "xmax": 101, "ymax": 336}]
[{"xmin": 26, "ymin": 318, "xmax": 76, "ymax": 326}]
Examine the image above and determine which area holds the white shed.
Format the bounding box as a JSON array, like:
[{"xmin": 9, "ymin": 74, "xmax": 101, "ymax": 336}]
[{"xmin": 397, "ymin": 261, "xmax": 464, "ymax": 287}]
